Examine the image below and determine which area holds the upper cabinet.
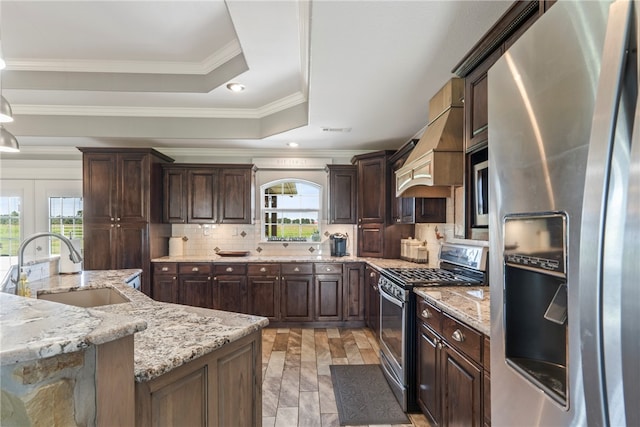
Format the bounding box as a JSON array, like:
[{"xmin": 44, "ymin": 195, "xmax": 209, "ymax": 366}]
[
  {"xmin": 162, "ymin": 164, "xmax": 254, "ymax": 224},
  {"xmin": 327, "ymin": 164, "xmax": 358, "ymax": 224},
  {"xmin": 452, "ymin": 0, "xmax": 551, "ymax": 238}
]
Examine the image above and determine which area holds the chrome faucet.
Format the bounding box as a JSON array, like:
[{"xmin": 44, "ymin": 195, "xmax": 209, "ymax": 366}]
[{"xmin": 8, "ymin": 232, "xmax": 83, "ymax": 294}]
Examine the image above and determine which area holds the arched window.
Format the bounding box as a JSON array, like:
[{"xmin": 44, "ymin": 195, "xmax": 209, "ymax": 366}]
[{"xmin": 261, "ymin": 179, "xmax": 321, "ymax": 241}]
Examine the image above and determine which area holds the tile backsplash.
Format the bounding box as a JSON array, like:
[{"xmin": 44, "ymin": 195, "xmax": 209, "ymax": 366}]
[{"xmin": 171, "ymin": 222, "xmax": 358, "ymax": 257}]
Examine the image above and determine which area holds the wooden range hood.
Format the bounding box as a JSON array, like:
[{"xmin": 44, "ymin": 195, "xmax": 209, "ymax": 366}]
[{"xmin": 395, "ymin": 78, "xmax": 464, "ymax": 198}]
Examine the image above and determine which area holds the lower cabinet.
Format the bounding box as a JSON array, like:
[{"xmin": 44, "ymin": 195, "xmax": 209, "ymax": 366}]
[
  {"xmin": 178, "ymin": 263, "xmax": 213, "ymax": 309},
  {"xmin": 152, "ymin": 261, "xmax": 365, "ymax": 326},
  {"xmin": 214, "ymin": 264, "xmax": 248, "ymax": 313},
  {"xmin": 135, "ymin": 330, "xmax": 261, "ymax": 427},
  {"xmin": 247, "ymin": 264, "xmax": 281, "ymax": 321},
  {"xmin": 281, "ymin": 263, "xmax": 314, "ymax": 321},
  {"xmin": 416, "ymin": 296, "xmax": 489, "ymax": 427},
  {"xmin": 364, "ymin": 266, "xmax": 380, "ymax": 338}
]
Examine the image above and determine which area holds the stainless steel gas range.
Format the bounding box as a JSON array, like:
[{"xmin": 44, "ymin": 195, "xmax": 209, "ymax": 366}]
[{"xmin": 378, "ymin": 242, "xmax": 488, "ymax": 412}]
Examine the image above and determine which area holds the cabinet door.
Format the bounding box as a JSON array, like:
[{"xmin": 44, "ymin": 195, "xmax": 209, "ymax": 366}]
[
  {"xmin": 358, "ymin": 223, "xmax": 384, "ymax": 257},
  {"xmin": 83, "ymin": 223, "xmax": 116, "ymax": 270},
  {"xmin": 328, "ymin": 165, "xmax": 357, "ymax": 224},
  {"xmin": 315, "ymin": 275, "xmax": 343, "ymax": 321},
  {"xmin": 219, "ymin": 168, "xmax": 251, "ymax": 224},
  {"xmin": 215, "ymin": 275, "xmax": 248, "ymax": 313},
  {"xmin": 441, "ymin": 345, "xmax": 482, "ymax": 427},
  {"xmin": 343, "ymin": 263, "xmax": 364, "ymax": 321},
  {"xmin": 365, "ymin": 267, "xmax": 380, "ymax": 338},
  {"xmin": 357, "ymin": 156, "xmax": 387, "ymax": 223},
  {"xmin": 115, "ymin": 222, "xmax": 148, "ymax": 270},
  {"xmin": 464, "ymin": 49, "xmax": 501, "ymax": 152},
  {"xmin": 418, "ymin": 322, "xmax": 441, "ymax": 424},
  {"xmin": 117, "ymin": 152, "xmax": 149, "ymax": 222},
  {"xmin": 83, "ymin": 153, "xmax": 117, "ymax": 221},
  {"xmin": 149, "ymin": 366, "xmax": 207, "ymax": 427},
  {"xmin": 179, "ymin": 275, "xmax": 213, "ymax": 309},
  {"xmin": 153, "ymin": 274, "xmax": 178, "ymax": 303},
  {"xmin": 247, "ymin": 276, "xmax": 280, "ymax": 321},
  {"xmin": 163, "ymin": 167, "xmax": 187, "ymax": 223},
  {"xmin": 188, "ymin": 169, "xmax": 218, "ymax": 223},
  {"xmin": 415, "ymin": 198, "xmax": 447, "ymax": 223},
  {"xmin": 281, "ymin": 275, "xmax": 313, "ymax": 321}
]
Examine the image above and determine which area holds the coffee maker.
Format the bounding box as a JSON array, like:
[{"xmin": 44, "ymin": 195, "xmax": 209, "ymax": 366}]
[{"xmin": 329, "ymin": 233, "xmax": 348, "ymax": 257}]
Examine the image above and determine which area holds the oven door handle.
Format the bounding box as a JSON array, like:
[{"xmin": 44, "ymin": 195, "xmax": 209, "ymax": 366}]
[{"xmin": 380, "ymin": 286, "xmax": 404, "ymax": 308}]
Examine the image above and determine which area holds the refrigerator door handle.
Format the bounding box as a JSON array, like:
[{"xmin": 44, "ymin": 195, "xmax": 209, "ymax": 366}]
[
  {"xmin": 621, "ymin": 3, "xmax": 640, "ymax": 423},
  {"xmin": 579, "ymin": 1, "xmax": 633, "ymax": 426}
]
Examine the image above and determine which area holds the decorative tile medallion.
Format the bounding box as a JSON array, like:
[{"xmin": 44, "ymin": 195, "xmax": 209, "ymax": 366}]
[
  {"xmin": 308, "ymin": 247, "xmax": 315, "ymax": 253},
  {"xmin": 240, "ymin": 231, "xmax": 247, "ymax": 238},
  {"xmin": 256, "ymin": 247, "xmax": 263, "ymax": 253}
]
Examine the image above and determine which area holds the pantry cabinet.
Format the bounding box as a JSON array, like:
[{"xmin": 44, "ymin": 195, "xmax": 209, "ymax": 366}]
[
  {"xmin": 80, "ymin": 148, "xmax": 173, "ymax": 296},
  {"xmin": 162, "ymin": 164, "xmax": 253, "ymax": 225}
]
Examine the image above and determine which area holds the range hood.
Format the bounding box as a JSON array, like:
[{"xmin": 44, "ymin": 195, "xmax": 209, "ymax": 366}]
[{"xmin": 396, "ymin": 78, "xmax": 464, "ymax": 198}]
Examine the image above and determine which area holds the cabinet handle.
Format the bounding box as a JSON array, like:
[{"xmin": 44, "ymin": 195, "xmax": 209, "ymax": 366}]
[
  {"xmin": 437, "ymin": 342, "xmax": 444, "ymax": 350},
  {"xmin": 226, "ymin": 267, "xmax": 233, "ymax": 272},
  {"xmin": 451, "ymin": 329, "xmax": 465, "ymax": 342},
  {"xmin": 172, "ymin": 276, "xmax": 176, "ymax": 280},
  {"xmin": 208, "ymin": 276, "xmax": 212, "ymax": 280},
  {"xmin": 326, "ymin": 267, "xmax": 331, "ymax": 272},
  {"xmin": 116, "ymin": 217, "xmax": 121, "ymax": 221},
  {"xmin": 294, "ymin": 267, "xmax": 300, "ymax": 272},
  {"xmin": 116, "ymin": 224, "xmax": 121, "ymax": 228},
  {"xmin": 373, "ymin": 286, "xmax": 378, "ymax": 291},
  {"xmin": 110, "ymin": 217, "xmax": 115, "ymax": 222},
  {"xmin": 422, "ymin": 309, "xmax": 432, "ymax": 319},
  {"xmin": 162, "ymin": 266, "xmax": 169, "ymax": 272},
  {"xmin": 358, "ymin": 218, "xmax": 362, "ymax": 222},
  {"xmin": 192, "ymin": 267, "xmax": 199, "ymax": 272},
  {"xmin": 260, "ymin": 267, "xmax": 266, "ymax": 272},
  {"xmin": 370, "ymin": 272, "xmax": 375, "ymax": 277},
  {"xmin": 110, "ymin": 224, "xmax": 114, "ymax": 228},
  {"xmin": 358, "ymin": 225, "xmax": 362, "ymax": 229}
]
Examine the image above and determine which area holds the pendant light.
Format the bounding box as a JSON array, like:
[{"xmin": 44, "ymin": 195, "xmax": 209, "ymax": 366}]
[
  {"xmin": 0, "ymin": 126, "xmax": 19, "ymax": 152},
  {"xmin": 0, "ymin": 95, "xmax": 13, "ymax": 122}
]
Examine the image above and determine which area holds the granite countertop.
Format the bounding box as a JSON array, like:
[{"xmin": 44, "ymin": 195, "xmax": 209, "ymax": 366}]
[
  {"xmin": 414, "ymin": 286, "xmax": 490, "ymax": 335},
  {"xmin": 1, "ymin": 270, "xmax": 269, "ymax": 382},
  {"xmin": 153, "ymin": 254, "xmax": 437, "ymax": 269}
]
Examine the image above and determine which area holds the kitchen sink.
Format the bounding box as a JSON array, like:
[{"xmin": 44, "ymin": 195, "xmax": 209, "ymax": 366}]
[{"xmin": 38, "ymin": 287, "xmax": 130, "ymax": 308}]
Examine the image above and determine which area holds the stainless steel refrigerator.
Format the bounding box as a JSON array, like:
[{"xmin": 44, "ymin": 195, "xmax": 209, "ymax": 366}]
[{"xmin": 489, "ymin": 0, "xmax": 639, "ymax": 426}]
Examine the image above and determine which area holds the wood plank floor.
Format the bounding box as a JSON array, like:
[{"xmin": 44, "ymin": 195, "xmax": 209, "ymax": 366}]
[{"xmin": 261, "ymin": 327, "xmax": 432, "ymax": 427}]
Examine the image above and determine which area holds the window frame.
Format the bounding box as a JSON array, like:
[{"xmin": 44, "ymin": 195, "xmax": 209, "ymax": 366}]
[{"xmin": 260, "ymin": 178, "xmax": 322, "ymax": 242}]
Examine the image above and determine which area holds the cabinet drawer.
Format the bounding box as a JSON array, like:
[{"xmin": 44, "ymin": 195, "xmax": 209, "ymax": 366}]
[
  {"xmin": 315, "ymin": 263, "xmax": 343, "ymax": 274},
  {"xmin": 416, "ymin": 298, "xmax": 443, "ymax": 334},
  {"xmin": 214, "ymin": 264, "xmax": 247, "ymax": 275},
  {"xmin": 281, "ymin": 263, "xmax": 313, "ymax": 275},
  {"xmin": 443, "ymin": 313, "xmax": 482, "ymax": 364},
  {"xmin": 154, "ymin": 263, "xmax": 177, "ymax": 275},
  {"xmin": 179, "ymin": 263, "xmax": 212, "ymax": 275},
  {"xmin": 247, "ymin": 264, "xmax": 280, "ymax": 276}
]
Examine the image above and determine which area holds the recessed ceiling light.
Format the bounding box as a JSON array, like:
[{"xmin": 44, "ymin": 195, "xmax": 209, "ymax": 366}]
[
  {"xmin": 226, "ymin": 82, "xmax": 245, "ymax": 93},
  {"xmin": 287, "ymin": 142, "xmax": 299, "ymax": 148}
]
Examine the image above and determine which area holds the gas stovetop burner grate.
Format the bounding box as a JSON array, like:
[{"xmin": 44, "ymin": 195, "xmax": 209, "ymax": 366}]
[{"xmin": 382, "ymin": 267, "xmax": 478, "ymax": 286}]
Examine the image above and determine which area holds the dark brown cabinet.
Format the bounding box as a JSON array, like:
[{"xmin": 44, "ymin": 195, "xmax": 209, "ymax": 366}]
[
  {"xmin": 315, "ymin": 274, "xmax": 342, "ymax": 321},
  {"xmin": 343, "ymin": 263, "xmax": 364, "ymax": 321},
  {"xmin": 364, "ymin": 266, "xmax": 380, "ymax": 338},
  {"xmin": 416, "ymin": 296, "xmax": 489, "ymax": 426},
  {"xmin": 214, "ymin": 264, "xmax": 248, "ymax": 313},
  {"xmin": 352, "ymin": 151, "xmax": 413, "ymax": 258},
  {"xmin": 247, "ymin": 264, "xmax": 280, "ymax": 321},
  {"xmin": 219, "ymin": 167, "xmax": 252, "ymax": 224},
  {"xmin": 80, "ymin": 148, "xmax": 173, "ymax": 296},
  {"xmin": 152, "ymin": 263, "xmax": 178, "ymax": 303},
  {"xmin": 178, "ymin": 263, "xmax": 213, "ymax": 309},
  {"xmin": 281, "ymin": 263, "xmax": 314, "ymax": 321},
  {"xmin": 327, "ymin": 165, "xmax": 357, "ymax": 224},
  {"xmin": 162, "ymin": 164, "xmax": 253, "ymax": 224}
]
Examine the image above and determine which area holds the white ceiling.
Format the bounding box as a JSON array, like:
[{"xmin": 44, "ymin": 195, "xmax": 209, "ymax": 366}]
[{"xmin": 0, "ymin": 0, "xmax": 511, "ymax": 160}]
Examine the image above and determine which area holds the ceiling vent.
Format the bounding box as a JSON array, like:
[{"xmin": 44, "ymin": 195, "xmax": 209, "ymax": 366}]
[{"xmin": 321, "ymin": 127, "xmax": 351, "ymax": 133}]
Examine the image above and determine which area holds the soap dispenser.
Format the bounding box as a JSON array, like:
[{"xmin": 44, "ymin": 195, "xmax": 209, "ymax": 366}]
[{"xmin": 18, "ymin": 267, "xmax": 31, "ymax": 297}]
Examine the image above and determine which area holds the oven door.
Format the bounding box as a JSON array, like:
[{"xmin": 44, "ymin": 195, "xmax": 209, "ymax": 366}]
[{"xmin": 379, "ymin": 285, "xmax": 406, "ymax": 384}]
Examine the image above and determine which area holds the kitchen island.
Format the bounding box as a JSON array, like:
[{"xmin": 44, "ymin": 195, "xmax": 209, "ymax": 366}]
[{"xmin": 1, "ymin": 270, "xmax": 268, "ymax": 427}]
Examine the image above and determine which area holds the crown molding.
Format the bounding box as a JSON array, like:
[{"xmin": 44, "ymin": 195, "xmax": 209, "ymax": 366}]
[
  {"xmin": 5, "ymin": 40, "xmax": 242, "ymax": 75},
  {"xmin": 13, "ymin": 91, "xmax": 307, "ymax": 119}
]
